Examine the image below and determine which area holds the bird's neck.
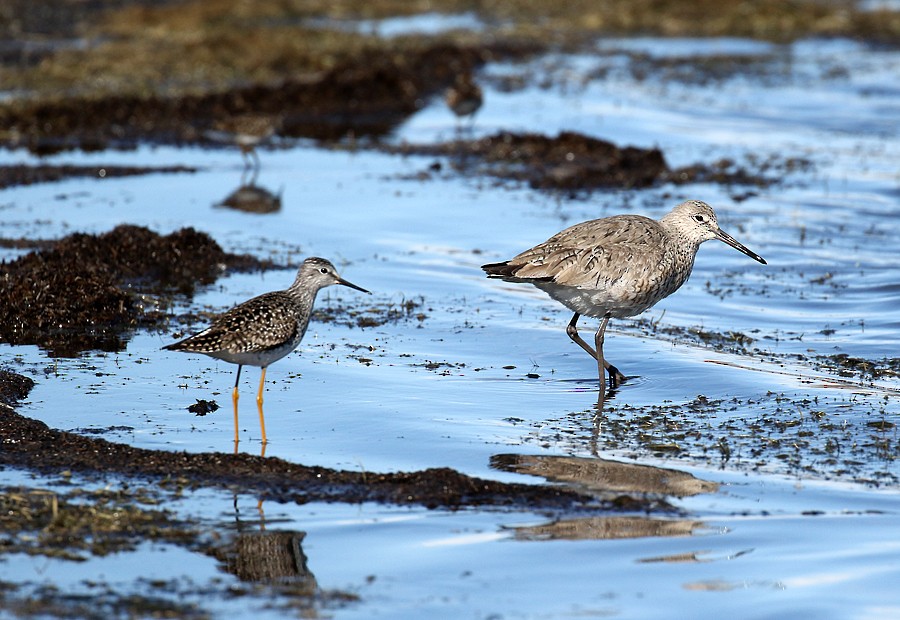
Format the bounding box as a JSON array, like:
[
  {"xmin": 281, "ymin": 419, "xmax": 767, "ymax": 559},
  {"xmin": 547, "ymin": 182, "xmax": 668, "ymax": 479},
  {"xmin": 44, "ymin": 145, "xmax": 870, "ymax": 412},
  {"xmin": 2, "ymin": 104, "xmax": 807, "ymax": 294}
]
[
  {"xmin": 286, "ymin": 281, "xmax": 319, "ymax": 307},
  {"xmin": 661, "ymin": 226, "xmax": 702, "ymax": 268}
]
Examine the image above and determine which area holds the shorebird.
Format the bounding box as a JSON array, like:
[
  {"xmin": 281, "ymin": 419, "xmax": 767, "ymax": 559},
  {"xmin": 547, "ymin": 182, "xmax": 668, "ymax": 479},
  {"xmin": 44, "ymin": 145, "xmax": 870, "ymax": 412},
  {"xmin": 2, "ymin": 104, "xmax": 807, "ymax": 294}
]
[
  {"xmin": 163, "ymin": 257, "xmax": 369, "ymax": 446},
  {"xmin": 445, "ymin": 73, "xmax": 483, "ymax": 128},
  {"xmin": 206, "ymin": 114, "xmax": 280, "ymax": 172},
  {"xmin": 482, "ymin": 200, "xmax": 766, "ymax": 398}
]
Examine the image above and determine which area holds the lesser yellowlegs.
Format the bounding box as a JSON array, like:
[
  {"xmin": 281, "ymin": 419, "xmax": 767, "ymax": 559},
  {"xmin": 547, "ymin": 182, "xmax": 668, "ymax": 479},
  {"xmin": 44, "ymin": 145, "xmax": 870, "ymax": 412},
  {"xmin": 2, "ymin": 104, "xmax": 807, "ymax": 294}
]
[
  {"xmin": 445, "ymin": 73, "xmax": 483, "ymax": 128},
  {"xmin": 164, "ymin": 257, "xmax": 369, "ymax": 446},
  {"xmin": 206, "ymin": 114, "xmax": 280, "ymax": 172}
]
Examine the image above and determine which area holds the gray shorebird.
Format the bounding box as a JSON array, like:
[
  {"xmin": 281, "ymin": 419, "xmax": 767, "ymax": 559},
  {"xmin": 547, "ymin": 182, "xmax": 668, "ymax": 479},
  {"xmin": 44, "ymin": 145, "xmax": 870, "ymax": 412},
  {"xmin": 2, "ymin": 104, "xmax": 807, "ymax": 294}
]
[
  {"xmin": 445, "ymin": 73, "xmax": 483, "ymax": 127},
  {"xmin": 163, "ymin": 257, "xmax": 369, "ymax": 446},
  {"xmin": 482, "ymin": 200, "xmax": 766, "ymax": 398}
]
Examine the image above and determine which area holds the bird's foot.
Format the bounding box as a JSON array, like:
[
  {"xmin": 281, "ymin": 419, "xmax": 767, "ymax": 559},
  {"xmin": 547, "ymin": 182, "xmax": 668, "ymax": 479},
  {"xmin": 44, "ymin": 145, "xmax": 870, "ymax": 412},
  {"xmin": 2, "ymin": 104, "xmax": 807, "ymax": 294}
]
[{"xmin": 607, "ymin": 364, "xmax": 626, "ymax": 389}]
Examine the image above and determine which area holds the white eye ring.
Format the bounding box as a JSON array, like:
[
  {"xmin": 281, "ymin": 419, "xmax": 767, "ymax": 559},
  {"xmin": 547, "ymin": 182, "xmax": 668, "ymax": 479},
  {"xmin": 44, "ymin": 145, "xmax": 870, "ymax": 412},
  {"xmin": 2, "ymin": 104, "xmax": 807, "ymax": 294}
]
[
  {"xmin": 319, "ymin": 267, "xmax": 329, "ymax": 274},
  {"xmin": 693, "ymin": 214, "xmax": 706, "ymax": 223}
]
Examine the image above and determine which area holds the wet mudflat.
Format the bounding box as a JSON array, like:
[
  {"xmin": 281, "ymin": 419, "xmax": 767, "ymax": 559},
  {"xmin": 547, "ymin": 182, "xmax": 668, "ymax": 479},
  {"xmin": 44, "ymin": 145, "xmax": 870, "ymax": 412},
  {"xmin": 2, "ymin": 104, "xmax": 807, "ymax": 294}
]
[{"xmin": 2, "ymin": 1, "xmax": 900, "ymax": 618}]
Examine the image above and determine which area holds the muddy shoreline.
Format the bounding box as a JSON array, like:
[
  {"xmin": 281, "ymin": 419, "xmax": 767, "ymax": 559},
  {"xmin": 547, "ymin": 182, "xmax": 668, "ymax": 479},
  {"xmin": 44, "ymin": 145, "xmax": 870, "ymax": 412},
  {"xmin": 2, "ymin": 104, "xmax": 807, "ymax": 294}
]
[{"xmin": 0, "ymin": 371, "xmax": 672, "ymax": 513}]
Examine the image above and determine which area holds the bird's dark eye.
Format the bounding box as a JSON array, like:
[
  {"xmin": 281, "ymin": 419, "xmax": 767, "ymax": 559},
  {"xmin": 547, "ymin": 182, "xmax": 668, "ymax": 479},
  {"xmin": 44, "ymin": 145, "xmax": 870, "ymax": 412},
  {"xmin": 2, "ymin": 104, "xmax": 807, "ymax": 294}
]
[
  {"xmin": 693, "ymin": 214, "xmax": 706, "ymax": 222},
  {"xmin": 319, "ymin": 267, "xmax": 328, "ymax": 274}
]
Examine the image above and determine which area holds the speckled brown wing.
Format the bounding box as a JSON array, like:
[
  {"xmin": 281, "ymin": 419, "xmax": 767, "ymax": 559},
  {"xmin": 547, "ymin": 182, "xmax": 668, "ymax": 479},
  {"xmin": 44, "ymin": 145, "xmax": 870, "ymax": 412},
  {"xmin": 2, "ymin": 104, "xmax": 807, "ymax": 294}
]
[
  {"xmin": 497, "ymin": 215, "xmax": 668, "ymax": 288},
  {"xmin": 164, "ymin": 291, "xmax": 301, "ymax": 354}
]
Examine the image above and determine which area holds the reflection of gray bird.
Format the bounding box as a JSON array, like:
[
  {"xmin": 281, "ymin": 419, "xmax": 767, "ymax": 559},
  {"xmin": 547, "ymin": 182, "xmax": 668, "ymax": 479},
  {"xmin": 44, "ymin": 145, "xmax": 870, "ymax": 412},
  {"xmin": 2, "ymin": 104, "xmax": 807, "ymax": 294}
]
[
  {"xmin": 205, "ymin": 114, "xmax": 280, "ymax": 171},
  {"xmin": 445, "ymin": 74, "xmax": 483, "ymax": 124},
  {"xmin": 164, "ymin": 257, "xmax": 369, "ymax": 446},
  {"xmin": 482, "ymin": 200, "xmax": 766, "ymax": 398}
]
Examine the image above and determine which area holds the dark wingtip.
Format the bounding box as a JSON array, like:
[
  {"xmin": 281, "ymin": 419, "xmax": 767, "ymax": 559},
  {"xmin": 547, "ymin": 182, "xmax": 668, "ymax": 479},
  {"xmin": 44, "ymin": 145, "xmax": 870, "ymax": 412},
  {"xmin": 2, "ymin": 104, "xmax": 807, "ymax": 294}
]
[
  {"xmin": 162, "ymin": 336, "xmax": 194, "ymax": 351},
  {"xmin": 481, "ymin": 261, "xmax": 514, "ymax": 278}
]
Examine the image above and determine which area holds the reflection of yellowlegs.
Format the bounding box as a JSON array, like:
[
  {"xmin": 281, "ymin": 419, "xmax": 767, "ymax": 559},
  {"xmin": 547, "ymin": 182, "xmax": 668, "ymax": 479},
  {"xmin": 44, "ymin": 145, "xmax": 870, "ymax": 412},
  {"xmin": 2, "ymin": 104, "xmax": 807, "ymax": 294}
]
[
  {"xmin": 482, "ymin": 200, "xmax": 766, "ymax": 399},
  {"xmin": 445, "ymin": 73, "xmax": 483, "ymax": 127},
  {"xmin": 216, "ymin": 183, "xmax": 282, "ymax": 214},
  {"xmin": 207, "ymin": 114, "xmax": 280, "ymax": 171},
  {"xmin": 164, "ymin": 258, "xmax": 369, "ymax": 448}
]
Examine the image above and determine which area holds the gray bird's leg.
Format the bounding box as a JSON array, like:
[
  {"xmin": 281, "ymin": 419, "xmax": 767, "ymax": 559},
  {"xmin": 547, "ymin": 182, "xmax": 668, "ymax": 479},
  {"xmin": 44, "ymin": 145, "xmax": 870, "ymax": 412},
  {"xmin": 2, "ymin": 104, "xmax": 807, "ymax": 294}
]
[{"xmin": 566, "ymin": 313, "xmax": 625, "ymax": 388}]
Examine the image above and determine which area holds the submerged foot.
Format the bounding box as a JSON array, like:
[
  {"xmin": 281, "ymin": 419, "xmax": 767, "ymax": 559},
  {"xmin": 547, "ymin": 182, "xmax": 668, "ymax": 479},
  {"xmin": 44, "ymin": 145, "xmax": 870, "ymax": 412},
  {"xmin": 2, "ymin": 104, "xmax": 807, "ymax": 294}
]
[{"xmin": 606, "ymin": 364, "xmax": 626, "ymax": 389}]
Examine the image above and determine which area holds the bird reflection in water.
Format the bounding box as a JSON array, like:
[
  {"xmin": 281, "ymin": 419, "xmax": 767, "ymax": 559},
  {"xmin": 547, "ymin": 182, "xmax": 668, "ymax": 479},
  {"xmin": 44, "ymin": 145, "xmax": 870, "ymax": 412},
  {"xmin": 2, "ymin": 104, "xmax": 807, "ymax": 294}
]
[
  {"xmin": 491, "ymin": 453, "xmax": 718, "ymax": 543},
  {"xmin": 216, "ymin": 181, "xmax": 282, "ymax": 214},
  {"xmin": 210, "ymin": 495, "xmax": 319, "ymax": 597}
]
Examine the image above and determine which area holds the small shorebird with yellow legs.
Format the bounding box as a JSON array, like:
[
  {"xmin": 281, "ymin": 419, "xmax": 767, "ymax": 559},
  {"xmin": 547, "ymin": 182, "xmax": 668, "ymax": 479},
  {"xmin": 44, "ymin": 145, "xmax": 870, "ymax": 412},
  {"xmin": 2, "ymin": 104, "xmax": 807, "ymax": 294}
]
[
  {"xmin": 206, "ymin": 114, "xmax": 281, "ymax": 177},
  {"xmin": 164, "ymin": 257, "xmax": 369, "ymax": 452},
  {"xmin": 445, "ymin": 73, "xmax": 483, "ymax": 131}
]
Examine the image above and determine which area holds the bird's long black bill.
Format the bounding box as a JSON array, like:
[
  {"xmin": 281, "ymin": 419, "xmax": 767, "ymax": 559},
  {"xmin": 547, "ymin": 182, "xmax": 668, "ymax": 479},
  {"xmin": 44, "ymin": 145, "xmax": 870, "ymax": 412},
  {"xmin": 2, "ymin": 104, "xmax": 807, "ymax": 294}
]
[
  {"xmin": 715, "ymin": 229, "xmax": 767, "ymax": 265},
  {"xmin": 339, "ymin": 278, "xmax": 371, "ymax": 294}
]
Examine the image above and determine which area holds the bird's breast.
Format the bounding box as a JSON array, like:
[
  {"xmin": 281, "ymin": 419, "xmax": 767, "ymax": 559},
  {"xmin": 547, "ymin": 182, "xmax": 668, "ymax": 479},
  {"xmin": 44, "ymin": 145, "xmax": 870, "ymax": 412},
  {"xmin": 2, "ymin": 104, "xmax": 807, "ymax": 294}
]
[{"xmin": 535, "ymin": 252, "xmax": 694, "ymax": 318}]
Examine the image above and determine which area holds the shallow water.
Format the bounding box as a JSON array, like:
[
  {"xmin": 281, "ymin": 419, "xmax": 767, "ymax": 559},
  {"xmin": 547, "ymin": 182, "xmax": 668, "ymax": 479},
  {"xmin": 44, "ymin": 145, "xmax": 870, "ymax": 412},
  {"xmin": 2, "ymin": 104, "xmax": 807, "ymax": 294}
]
[
  {"xmin": 2, "ymin": 33, "xmax": 900, "ymax": 617},
  {"xmin": 5, "ymin": 464, "xmax": 900, "ymax": 619}
]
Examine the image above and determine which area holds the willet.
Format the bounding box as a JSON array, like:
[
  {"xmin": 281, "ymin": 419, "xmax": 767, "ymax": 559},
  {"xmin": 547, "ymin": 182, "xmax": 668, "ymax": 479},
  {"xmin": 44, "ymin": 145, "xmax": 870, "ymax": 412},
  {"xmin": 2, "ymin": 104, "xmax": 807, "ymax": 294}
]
[
  {"xmin": 163, "ymin": 257, "xmax": 369, "ymax": 447},
  {"xmin": 482, "ymin": 200, "xmax": 766, "ymax": 398}
]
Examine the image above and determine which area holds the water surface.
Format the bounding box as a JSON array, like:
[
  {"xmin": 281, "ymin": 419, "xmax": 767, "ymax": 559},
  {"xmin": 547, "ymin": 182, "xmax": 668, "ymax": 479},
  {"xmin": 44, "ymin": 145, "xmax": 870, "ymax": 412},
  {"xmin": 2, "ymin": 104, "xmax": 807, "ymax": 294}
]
[{"xmin": 2, "ymin": 33, "xmax": 899, "ymax": 618}]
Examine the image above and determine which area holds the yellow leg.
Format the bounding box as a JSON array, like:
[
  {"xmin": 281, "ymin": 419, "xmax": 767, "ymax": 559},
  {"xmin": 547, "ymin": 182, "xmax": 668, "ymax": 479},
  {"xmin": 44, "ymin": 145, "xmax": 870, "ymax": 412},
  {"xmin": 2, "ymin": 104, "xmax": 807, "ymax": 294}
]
[
  {"xmin": 257, "ymin": 499, "xmax": 266, "ymax": 528},
  {"xmin": 232, "ymin": 365, "xmax": 243, "ymax": 451},
  {"xmin": 232, "ymin": 386, "xmax": 240, "ymax": 452},
  {"xmin": 257, "ymin": 367, "xmax": 268, "ymax": 445}
]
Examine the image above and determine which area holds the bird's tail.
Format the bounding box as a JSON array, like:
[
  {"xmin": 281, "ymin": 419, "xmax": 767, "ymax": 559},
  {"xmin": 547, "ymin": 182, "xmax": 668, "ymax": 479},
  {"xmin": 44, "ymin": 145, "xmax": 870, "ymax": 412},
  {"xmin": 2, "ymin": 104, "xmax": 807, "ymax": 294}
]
[{"xmin": 481, "ymin": 261, "xmax": 515, "ymax": 278}]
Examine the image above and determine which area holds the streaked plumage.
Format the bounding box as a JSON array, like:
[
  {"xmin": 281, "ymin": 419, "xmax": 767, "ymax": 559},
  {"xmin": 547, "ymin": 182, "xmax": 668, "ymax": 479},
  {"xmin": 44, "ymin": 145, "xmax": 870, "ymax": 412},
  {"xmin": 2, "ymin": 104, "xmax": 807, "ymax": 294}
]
[
  {"xmin": 445, "ymin": 73, "xmax": 483, "ymax": 122},
  {"xmin": 482, "ymin": 200, "xmax": 766, "ymax": 397},
  {"xmin": 164, "ymin": 257, "xmax": 369, "ymax": 445},
  {"xmin": 206, "ymin": 114, "xmax": 280, "ymax": 171}
]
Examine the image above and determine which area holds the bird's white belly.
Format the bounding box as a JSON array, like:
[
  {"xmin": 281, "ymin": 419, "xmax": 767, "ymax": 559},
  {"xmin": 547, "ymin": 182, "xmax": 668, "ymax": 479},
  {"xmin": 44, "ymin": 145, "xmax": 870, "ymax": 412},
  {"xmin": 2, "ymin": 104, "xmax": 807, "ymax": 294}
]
[
  {"xmin": 536, "ymin": 281, "xmax": 661, "ymax": 319},
  {"xmin": 206, "ymin": 341, "xmax": 298, "ymax": 368}
]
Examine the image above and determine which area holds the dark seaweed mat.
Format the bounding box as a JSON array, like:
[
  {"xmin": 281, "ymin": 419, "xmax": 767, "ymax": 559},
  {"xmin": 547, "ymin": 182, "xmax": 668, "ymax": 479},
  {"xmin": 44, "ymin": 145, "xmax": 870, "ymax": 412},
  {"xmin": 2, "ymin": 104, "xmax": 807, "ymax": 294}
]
[
  {"xmin": 390, "ymin": 131, "xmax": 802, "ymax": 194},
  {"xmin": 391, "ymin": 130, "xmax": 669, "ymax": 191},
  {"xmin": 0, "ymin": 225, "xmax": 276, "ymax": 356},
  {"xmin": 0, "ymin": 405, "xmax": 647, "ymax": 512},
  {"xmin": 0, "ymin": 367, "xmax": 663, "ymax": 513},
  {"xmin": 0, "ymin": 369, "xmax": 34, "ymax": 408},
  {"xmin": 0, "ymin": 163, "xmax": 197, "ymax": 190},
  {"xmin": 0, "ymin": 43, "xmax": 514, "ymax": 154}
]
